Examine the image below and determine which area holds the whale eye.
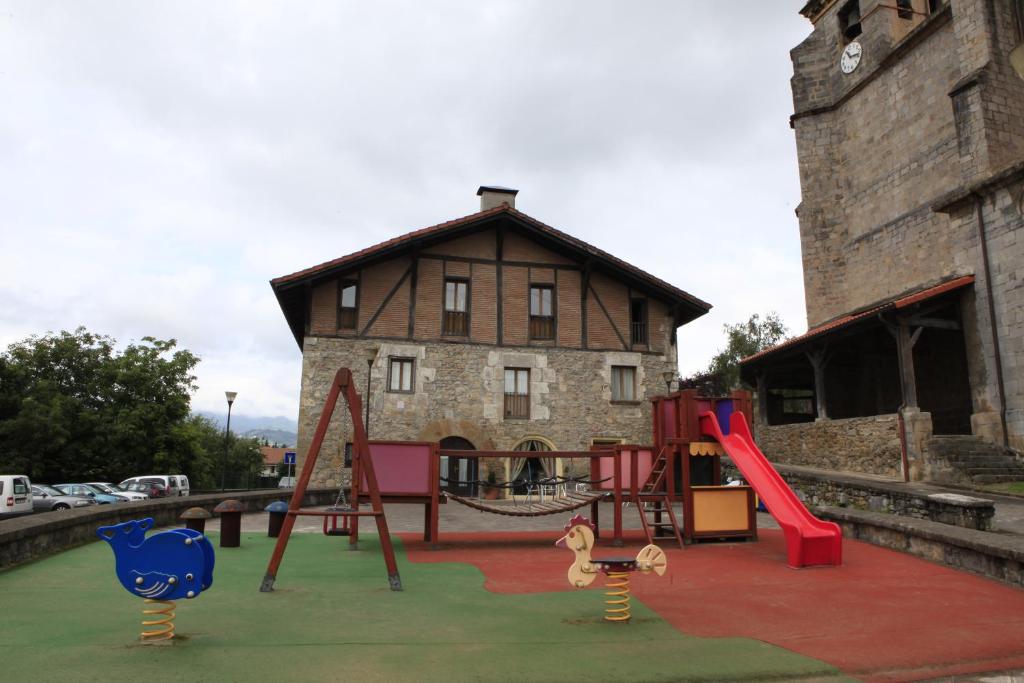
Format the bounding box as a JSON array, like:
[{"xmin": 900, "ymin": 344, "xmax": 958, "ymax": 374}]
[{"xmin": 135, "ymin": 576, "xmax": 144, "ymax": 585}]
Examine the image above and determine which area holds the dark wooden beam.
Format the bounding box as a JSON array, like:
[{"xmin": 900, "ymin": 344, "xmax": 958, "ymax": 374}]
[
  {"xmin": 496, "ymin": 227, "xmax": 504, "ymax": 346},
  {"xmin": 406, "ymin": 255, "xmax": 419, "ymax": 338},
  {"xmin": 588, "ymin": 282, "xmax": 628, "ymax": 350},
  {"xmin": 360, "ymin": 266, "xmax": 412, "ymax": 337},
  {"xmin": 756, "ymin": 373, "xmax": 768, "ymax": 425},
  {"xmin": 581, "ymin": 262, "xmax": 590, "ymax": 349},
  {"xmin": 905, "ymin": 316, "xmax": 960, "ymax": 330}
]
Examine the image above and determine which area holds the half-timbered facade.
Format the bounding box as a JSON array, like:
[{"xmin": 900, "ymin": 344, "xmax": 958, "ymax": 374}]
[{"xmin": 272, "ymin": 187, "xmax": 710, "ymax": 490}]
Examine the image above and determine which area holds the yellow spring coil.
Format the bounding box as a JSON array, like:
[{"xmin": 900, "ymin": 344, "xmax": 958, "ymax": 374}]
[
  {"xmin": 141, "ymin": 599, "xmax": 175, "ymax": 642},
  {"xmin": 603, "ymin": 571, "xmax": 631, "ymax": 622}
]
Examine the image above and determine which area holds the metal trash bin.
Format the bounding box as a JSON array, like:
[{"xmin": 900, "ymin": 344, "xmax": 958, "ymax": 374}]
[
  {"xmin": 179, "ymin": 506, "xmax": 212, "ymax": 534},
  {"xmin": 265, "ymin": 501, "xmax": 289, "ymax": 538},
  {"xmin": 213, "ymin": 499, "xmax": 244, "ymax": 548}
]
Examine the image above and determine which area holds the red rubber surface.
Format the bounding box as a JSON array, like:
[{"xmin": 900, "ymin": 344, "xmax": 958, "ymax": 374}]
[{"xmin": 400, "ymin": 529, "xmax": 1024, "ymax": 682}]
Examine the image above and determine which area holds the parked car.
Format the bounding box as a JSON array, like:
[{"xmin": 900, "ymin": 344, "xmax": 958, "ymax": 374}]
[
  {"xmin": 0, "ymin": 475, "xmax": 33, "ymax": 518},
  {"xmin": 123, "ymin": 480, "xmax": 169, "ymax": 498},
  {"xmin": 31, "ymin": 484, "xmax": 95, "ymax": 512},
  {"xmin": 86, "ymin": 482, "xmax": 148, "ymax": 501},
  {"xmin": 120, "ymin": 475, "xmax": 190, "ymax": 497},
  {"xmin": 55, "ymin": 483, "xmax": 128, "ymax": 504}
]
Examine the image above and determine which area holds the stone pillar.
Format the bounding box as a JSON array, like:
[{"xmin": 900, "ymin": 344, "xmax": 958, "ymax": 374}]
[{"xmin": 901, "ymin": 407, "xmax": 934, "ymax": 482}]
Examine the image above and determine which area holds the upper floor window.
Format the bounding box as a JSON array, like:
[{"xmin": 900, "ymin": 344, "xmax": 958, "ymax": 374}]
[
  {"xmin": 339, "ymin": 281, "xmax": 358, "ymax": 329},
  {"xmin": 443, "ymin": 279, "xmax": 469, "ymax": 336},
  {"xmin": 529, "ymin": 285, "xmax": 555, "ymax": 340},
  {"xmin": 838, "ymin": 0, "xmax": 862, "ymax": 43},
  {"xmin": 387, "ymin": 357, "xmax": 414, "ymax": 393},
  {"xmin": 896, "ymin": 0, "xmax": 913, "ymax": 19},
  {"xmin": 504, "ymin": 368, "xmax": 530, "ymax": 419},
  {"xmin": 630, "ymin": 298, "xmax": 648, "ymax": 346},
  {"xmin": 611, "ymin": 366, "xmax": 637, "ymax": 402}
]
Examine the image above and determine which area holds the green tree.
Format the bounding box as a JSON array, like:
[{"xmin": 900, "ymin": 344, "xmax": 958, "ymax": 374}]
[
  {"xmin": 0, "ymin": 328, "xmax": 201, "ymax": 484},
  {"xmin": 683, "ymin": 313, "xmax": 789, "ymax": 393}
]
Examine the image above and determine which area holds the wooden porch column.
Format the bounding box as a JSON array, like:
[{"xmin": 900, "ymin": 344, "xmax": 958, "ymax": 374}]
[
  {"xmin": 806, "ymin": 348, "xmax": 830, "ymax": 420},
  {"xmin": 896, "ymin": 323, "xmax": 923, "ymax": 409}
]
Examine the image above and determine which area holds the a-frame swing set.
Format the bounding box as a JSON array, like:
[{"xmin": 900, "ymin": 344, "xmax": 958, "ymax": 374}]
[{"xmin": 260, "ymin": 367, "xmax": 402, "ymax": 593}]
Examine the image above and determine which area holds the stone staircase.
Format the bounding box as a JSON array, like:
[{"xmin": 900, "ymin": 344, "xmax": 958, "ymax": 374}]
[{"xmin": 926, "ymin": 435, "xmax": 1024, "ymax": 484}]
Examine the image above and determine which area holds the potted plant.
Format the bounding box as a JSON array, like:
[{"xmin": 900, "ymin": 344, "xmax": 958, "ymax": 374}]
[{"xmin": 483, "ymin": 471, "xmax": 501, "ymax": 500}]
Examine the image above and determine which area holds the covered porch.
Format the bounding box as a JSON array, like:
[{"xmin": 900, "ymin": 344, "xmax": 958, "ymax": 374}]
[{"xmin": 740, "ymin": 276, "xmax": 977, "ymax": 481}]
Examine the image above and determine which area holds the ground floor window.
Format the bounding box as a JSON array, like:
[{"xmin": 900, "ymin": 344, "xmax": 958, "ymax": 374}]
[{"xmin": 611, "ymin": 366, "xmax": 637, "ymax": 402}]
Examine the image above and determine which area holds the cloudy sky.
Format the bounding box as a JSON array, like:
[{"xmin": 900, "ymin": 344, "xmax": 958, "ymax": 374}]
[{"xmin": 0, "ymin": 2, "xmax": 812, "ymax": 423}]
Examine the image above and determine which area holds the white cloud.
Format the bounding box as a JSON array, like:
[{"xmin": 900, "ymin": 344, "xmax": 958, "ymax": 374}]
[{"xmin": 0, "ymin": 1, "xmax": 811, "ymax": 420}]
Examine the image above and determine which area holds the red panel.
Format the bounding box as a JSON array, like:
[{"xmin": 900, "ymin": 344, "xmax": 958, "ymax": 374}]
[
  {"xmin": 594, "ymin": 447, "xmax": 654, "ymax": 490},
  {"xmin": 361, "ymin": 442, "xmax": 433, "ymax": 496},
  {"xmin": 660, "ymin": 399, "xmax": 677, "ymax": 440}
]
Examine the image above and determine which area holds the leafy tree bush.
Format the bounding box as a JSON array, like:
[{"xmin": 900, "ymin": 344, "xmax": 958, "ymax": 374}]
[
  {"xmin": 0, "ymin": 328, "xmax": 262, "ymax": 488},
  {"xmin": 681, "ymin": 313, "xmax": 789, "ymax": 393}
]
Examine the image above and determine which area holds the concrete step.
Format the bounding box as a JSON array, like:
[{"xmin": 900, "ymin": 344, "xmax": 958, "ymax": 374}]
[
  {"xmin": 947, "ymin": 454, "xmax": 1021, "ymax": 465},
  {"xmin": 963, "ymin": 466, "xmax": 1024, "ymax": 476}
]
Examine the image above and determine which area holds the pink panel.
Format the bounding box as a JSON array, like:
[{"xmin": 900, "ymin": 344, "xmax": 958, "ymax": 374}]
[
  {"xmin": 660, "ymin": 399, "xmax": 677, "ymax": 440},
  {"xmin": 360, "ymin": 442, "xmax": 433, "ymax": 495},
  {"xmin": 595, "ymin": 448, "xmax": 654, "ymax": 490}
]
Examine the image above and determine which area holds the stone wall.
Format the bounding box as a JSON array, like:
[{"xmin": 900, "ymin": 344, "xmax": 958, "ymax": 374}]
[
  {"xmin": 788, "ymin": 0, "xmax": 1024, "ymax": 451},
  {"xmin": 297, "ymin": 336, "xmax": 676, "ymax": 487},
  {"xmin": 755, "ymin": 415, "xmax": 903, "ymax": 477},
  {"xmin": 0, "ymin": 488, "xmax": 340, "ymax": 571}
]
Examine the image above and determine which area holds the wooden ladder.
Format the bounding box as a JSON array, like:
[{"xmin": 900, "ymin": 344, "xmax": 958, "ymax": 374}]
[{"xmin": 635, "ymin": 447, "xmax": 684, "ymax": 549}]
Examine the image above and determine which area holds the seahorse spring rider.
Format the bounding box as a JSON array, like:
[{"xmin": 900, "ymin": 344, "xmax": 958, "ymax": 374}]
[
  {"xmin": 96, "ymin": 517, "xmax": 215, "ymax": 643},
  {"xmin": 556, "ymin": 514, "xmax": 667, "ymax": 622}
]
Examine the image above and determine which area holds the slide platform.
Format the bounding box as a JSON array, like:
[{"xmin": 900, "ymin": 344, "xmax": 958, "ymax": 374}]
[{"xmin": 699, "ymin": 410, "xmax": 842, "ymax": 568}]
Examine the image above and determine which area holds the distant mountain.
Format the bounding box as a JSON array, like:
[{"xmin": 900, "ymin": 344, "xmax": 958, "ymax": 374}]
[
  {"xmin": 243, "ymin": 428, "xmax": 297, "ymax": 447},
  {"xmin": 195, "ymin": 411, "xmax": 297, "ymax": 443}
]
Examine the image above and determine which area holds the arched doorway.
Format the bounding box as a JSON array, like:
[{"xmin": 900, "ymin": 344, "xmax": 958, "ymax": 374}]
[
  {"xmin": 509, "ymin": 437, "xmax": 558, "ymax": 495},
  {"xmin": 439, "ymin": 436, "xmax": 478, "ymax": 497}
]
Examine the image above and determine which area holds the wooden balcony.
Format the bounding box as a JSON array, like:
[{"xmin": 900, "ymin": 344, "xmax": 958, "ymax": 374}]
[
  {"xmin": 443, "ymin": 310, "xmax": 468, "ymax": 336},
  {"xmin": 529, "ymin": 315, "xmax": 554, "ymax": 340},
  {"xmin": 503, "ymin": 392, "xmax": 530, "ymax": 419},
  {"xmin": 630, "ymin": 321, "xmax": 648, "ymax": 346}
]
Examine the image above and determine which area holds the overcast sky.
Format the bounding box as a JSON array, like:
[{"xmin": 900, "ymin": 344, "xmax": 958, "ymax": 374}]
[{"xmin": 0, "ymin": 2, "xmax": 812, "ymax": 422}]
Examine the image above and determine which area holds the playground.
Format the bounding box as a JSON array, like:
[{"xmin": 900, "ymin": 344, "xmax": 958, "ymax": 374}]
[{"xmin": 5, "ymin": 369, "xmax": 1024, "ymax": 682}]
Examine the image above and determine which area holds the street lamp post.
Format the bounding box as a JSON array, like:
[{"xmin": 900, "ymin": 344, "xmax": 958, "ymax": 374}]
[
  {"xmin": 662, "ymin": 371, "xmax": 676, "ymax": 394},
  {"xmin": 221, "ymin": 391, "xmax": 237, "ymax": 491},
  {"xmin": 364, "ymin": 347, "xmax": 378, "ymax": 438}
]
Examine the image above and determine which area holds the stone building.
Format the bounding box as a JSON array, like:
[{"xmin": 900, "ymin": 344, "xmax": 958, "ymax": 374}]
[
  {"xmin": 741, "ymin": 0, "xmax": 1024, "ymax": 484},
  {"xmin": 271, "ymin": 187, "xmax": 709, "ymax": 490}
]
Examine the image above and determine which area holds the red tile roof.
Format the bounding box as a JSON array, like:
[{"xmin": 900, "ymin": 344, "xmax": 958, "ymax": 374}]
[
  {"xmin": 261, "ymin": 446, "xmax": 288, "ymax": 466},
  {"xmin": 270, "ymin": 203, "xmax": 711, "ymax": 312},
  {"xmin": 741, "ymin": 275, "xmax": 975, "ymax": 365}
]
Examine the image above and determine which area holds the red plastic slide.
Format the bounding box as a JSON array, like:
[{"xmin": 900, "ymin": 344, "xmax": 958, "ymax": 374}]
[{"xmin": 699, "ymin": 410, "xmax": 842, "ymax": 568}]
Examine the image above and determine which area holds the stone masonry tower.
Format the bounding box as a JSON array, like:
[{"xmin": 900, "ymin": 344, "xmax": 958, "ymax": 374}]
[{"xmin": 784, "ymin": 0, "xmax": 1024, "ymax": 452}]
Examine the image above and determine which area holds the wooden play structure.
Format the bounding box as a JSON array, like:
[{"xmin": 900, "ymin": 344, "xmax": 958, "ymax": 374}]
[{"xmin": 261, "ymin": 368, "xmax": 840, "ymax": 585}]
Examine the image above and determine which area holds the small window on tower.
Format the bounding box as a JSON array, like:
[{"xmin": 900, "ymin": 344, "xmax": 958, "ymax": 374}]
[
  {"xmin": 838, "ymin": 0, "xmax": 862, "ymax": 43},
  {"xmin": 896, "ymin": 0, "xmax": 914, "ymax": 19}
]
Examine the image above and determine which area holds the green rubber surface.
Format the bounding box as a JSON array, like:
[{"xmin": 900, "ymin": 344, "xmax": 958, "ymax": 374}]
[{"xmin": 0, "ymin": 532, "xmax": 848, "ymax": 682}]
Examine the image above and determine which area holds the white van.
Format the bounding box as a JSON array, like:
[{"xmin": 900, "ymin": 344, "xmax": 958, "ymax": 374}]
[
  {"xmin": 119, "ymin": 474, "xmax": 190, "ymax": 497},
  {"xmin": 0, "ymin": 475, "xmax": 33, "ymax": 518}
]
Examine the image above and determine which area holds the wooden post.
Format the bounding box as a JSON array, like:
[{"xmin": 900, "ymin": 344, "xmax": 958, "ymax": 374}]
[
  {"xmin": 806, "ymin": 348, "xmax": 830, "ymax": 420},
  {"xmin": 897, "ymin": 323, "xmax": 922, "ymax": 409},
  {"xmin": 755, "ymin": 374, "xmax": 768, "ymax": 425}
]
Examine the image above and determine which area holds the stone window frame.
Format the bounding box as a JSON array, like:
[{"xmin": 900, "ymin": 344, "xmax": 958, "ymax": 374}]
[
  {"xmin": 442, "ymin": 277, "xmax": 470, "ymax": 337},
  {"xmin": 503, "ymin": 367, "xmax": 530, "ymax": 420},
  {"xmin": 610, "ymin": 365, "xmax": 639, "ymax": 403},
  {"xmin": 528, "ymin": 283, "xmax": 556, "ymax": 341},
  {"xmin": 338, "ymin": 279, "xmax": 359, "ymax": 330},
  {"xmin": 386, "ymin": 356, "xmax": 416, "ymax": 394}
]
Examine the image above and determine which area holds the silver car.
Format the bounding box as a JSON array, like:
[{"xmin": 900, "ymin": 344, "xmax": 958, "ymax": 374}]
[
  {"xmin": 30, "ymin": 484, "xmax": 95, "ymax": 512},
  {"xmin": 87, "ymin": 482, "xmax": 149, "ymax": 501}
]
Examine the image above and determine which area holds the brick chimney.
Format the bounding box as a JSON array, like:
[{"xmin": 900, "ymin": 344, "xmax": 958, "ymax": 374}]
[{"xmin": 477, "ymin": 185, "xmax": 518, "ymax": 211}]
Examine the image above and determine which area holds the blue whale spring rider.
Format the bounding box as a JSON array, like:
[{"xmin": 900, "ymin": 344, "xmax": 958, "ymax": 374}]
[{"xmin": 97, "ymin": 518, "xmax": 215, "ymax": 602}]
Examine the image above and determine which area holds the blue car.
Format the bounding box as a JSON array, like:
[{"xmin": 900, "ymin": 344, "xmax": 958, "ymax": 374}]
[{"xmin": 56, "ymin": 483, "xmax": 128, "ymax": 504}]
